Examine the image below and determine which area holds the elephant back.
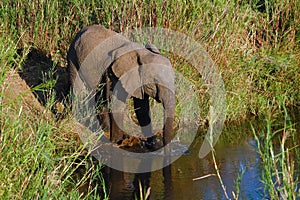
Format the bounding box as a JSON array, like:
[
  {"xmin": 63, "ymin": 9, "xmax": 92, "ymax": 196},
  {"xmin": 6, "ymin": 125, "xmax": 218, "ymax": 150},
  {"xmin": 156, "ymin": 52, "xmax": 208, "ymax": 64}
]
[
  {"xmin": 67, "ymin": 25, "xmax": 130, "ymax": 90},
  {"xmin": 67, "ymin": 25, "xmax": 174, "ymax": 100}
]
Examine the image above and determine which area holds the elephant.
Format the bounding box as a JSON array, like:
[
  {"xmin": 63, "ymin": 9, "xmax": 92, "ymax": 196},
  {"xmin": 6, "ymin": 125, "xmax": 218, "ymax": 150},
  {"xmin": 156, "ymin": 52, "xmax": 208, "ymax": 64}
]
[{"xmin": 67, "ymin": 25, "xmax": 175, "ymax": 149}]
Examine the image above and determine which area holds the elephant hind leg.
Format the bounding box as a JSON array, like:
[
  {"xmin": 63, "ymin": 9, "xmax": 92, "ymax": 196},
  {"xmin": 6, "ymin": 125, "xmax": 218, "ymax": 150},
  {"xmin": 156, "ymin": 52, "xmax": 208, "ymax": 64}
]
[
  {"xmin": 110, "ymin": 112, "xmax": 127, "ymax": 144},
  {"xmin": 97, "ymin": 108, "xmax": 110, "ymax": 133},
  {"xmin": 95, "ymin": 75, "xmax": 110, "ymax": 136}
]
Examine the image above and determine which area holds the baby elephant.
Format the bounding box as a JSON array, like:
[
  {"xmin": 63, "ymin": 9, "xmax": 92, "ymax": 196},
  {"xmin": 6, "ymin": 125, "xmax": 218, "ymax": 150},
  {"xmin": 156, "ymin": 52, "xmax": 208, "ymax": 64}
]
[{"xmin": 67, "ymin": 25, "xmax": 175, "ymax": 149}]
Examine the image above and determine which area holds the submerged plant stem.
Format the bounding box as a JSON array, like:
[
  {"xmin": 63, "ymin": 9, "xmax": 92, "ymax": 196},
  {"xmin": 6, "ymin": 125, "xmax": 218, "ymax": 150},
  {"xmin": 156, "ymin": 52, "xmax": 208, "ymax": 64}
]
[{"xmin": 212, "ymin": 150, "xmax": 230, "ymax": 200}]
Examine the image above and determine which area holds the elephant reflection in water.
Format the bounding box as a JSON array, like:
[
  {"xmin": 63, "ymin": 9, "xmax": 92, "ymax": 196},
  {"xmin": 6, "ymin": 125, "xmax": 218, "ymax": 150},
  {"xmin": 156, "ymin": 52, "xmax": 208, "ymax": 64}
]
[
  {"xmin": 67, "ymin": 25, "xmax": 175, "ymax": 149},
  {"xmin": 103, "ymin": 164, "xmax": 173, "ymax": 200}
]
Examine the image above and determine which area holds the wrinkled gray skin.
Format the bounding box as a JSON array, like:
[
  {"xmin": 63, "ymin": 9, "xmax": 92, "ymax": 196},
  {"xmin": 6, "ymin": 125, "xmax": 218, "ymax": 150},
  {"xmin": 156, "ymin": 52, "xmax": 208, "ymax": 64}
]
[{"xmin": 67, "ymin": 25, "xmax": 175, "ymax": 147}]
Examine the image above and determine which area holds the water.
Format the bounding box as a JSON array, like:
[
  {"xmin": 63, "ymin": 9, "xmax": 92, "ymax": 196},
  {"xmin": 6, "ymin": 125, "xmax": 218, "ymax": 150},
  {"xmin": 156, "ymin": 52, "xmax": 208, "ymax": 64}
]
[
  {"xmin": 83, "ymin": 114, "xmax": 299, "ymax": 200},
  {"xmin": 103, "ymin": 135, "xmax": 264, "ymax": 200}
]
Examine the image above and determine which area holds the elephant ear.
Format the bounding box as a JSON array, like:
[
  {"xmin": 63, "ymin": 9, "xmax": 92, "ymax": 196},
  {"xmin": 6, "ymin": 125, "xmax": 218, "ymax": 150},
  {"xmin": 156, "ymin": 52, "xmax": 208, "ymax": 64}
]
[
  {"xmin": 145, "ymin": 44, "xmax": 160, "ymax": 54},
  {"xmin": 110, "ymin": 42, "xmax": 144, "ymax": 77},
  {"xmin": 110, "ymin": 44, "xmax": 144, "ymax": 99},
  {"xmin": 138, "ymin": 51, "xmax": 174, "ymax": 101}
]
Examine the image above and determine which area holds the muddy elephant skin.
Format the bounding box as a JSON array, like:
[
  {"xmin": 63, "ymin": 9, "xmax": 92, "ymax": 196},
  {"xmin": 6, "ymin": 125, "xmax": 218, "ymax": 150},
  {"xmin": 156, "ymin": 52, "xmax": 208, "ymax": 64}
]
[{"xmin": 67, "ymin": 25, "xmax": 175, "ymax": 147}]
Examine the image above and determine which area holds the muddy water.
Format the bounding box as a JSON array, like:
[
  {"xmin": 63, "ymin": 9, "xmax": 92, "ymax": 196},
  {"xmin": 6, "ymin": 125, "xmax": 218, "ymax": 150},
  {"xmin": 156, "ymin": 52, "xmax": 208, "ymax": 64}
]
[{"xmin": 103, "ymin": 127, "xmax": 264, "ymax": 199}]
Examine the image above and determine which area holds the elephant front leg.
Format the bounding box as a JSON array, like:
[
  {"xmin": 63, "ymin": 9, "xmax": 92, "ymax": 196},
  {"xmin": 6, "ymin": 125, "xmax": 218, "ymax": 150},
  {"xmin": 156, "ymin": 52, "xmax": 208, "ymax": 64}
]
[{"xmin": 133, "ymin": 95, "xmax": 157, "ymax": 148}]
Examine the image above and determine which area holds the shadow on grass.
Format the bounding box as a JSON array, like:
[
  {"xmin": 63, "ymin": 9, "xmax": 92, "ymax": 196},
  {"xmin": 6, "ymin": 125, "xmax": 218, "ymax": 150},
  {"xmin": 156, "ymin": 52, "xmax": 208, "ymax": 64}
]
[{"xmin": 18, "ymin": 48, "xmax": 70, "ymax": 118}]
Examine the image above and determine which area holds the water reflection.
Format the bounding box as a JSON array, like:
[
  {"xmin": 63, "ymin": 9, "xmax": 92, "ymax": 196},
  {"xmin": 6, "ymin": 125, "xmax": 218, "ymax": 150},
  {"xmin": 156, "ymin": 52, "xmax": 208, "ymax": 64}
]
[
  {"xmin": 104, "ymin": 165, "xmax": 173, "ymax": 199},
  {"xmin": 103, "ymin": 134, "xmax": 264, "ymax": 200}
]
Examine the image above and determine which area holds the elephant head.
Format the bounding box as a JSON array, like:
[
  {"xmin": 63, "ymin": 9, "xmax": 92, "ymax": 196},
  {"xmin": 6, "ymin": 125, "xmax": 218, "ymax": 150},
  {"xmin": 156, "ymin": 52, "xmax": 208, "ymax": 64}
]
[
  {"xmin": 67, "ymin": 25, "xmax": 175, "ymax": 148},
  {"xmin": 108, "ymin": 41, "xmax": 175, "ymax": 147}
]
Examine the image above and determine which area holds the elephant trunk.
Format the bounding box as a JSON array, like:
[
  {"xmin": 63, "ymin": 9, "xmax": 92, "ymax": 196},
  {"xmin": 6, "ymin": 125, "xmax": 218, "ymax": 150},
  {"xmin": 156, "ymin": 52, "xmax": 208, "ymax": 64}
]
[
  {"xmin": 163, "ymin": 117, "xmax": 173, "ymax": 145},
  {"xmin": 161, "ymin": 87, "xmax": 175, "ymax": 146}
]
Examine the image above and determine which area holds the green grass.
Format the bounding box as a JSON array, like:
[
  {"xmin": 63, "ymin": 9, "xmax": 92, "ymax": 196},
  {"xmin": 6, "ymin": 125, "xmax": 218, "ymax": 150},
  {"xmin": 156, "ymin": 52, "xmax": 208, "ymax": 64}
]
[
  {"xmin": 253, "ymin": 108, "xmax": 299, "ymax": 199},
  {"xmin": 0, "ymin": 79, "xmax": 108, "ymax": 198},
  {"xmin": 1, "ymin": 0, "xmax": 299, "ymax": 120},
  {"xmin": 0, "ymin": 0, "xmax": 299, "ymax": 199},
  {"xmin": 0, "ymin": 33, "xmax": 108, "ymax": 199}
]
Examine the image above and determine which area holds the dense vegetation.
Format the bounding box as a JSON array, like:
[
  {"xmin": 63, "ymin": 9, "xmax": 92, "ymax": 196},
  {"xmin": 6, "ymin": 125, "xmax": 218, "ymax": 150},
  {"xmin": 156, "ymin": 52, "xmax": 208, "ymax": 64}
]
[{"xmin": 0, "ymin": 0, "xmax": 299, "ymax": 199}]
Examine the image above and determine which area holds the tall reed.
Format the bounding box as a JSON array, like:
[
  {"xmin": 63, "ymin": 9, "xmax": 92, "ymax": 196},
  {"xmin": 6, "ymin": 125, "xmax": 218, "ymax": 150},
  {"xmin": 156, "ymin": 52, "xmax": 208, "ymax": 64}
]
[{"xmin": 253, "ymin": 107, "xmax": 299, "ymax": 199}]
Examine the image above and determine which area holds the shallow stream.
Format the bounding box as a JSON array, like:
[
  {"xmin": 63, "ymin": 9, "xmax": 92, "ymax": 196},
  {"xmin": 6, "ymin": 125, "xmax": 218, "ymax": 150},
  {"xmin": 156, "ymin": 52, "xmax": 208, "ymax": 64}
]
[
  {"xmin": 80, "ymin": 113, "xmax": 299, "ymax": 200},
  {"xmin": 103, "ymin": 122, "xmax": 266, "ymax": 200}
]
